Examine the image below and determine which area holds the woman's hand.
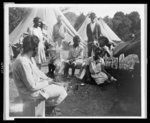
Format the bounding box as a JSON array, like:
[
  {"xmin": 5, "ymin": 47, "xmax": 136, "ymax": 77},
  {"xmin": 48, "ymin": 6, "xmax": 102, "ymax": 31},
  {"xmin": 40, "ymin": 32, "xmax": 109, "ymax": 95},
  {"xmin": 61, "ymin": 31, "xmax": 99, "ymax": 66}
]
[{"xmin": 47, "ymin": 78, "xmax": 55, "ymax": 85}]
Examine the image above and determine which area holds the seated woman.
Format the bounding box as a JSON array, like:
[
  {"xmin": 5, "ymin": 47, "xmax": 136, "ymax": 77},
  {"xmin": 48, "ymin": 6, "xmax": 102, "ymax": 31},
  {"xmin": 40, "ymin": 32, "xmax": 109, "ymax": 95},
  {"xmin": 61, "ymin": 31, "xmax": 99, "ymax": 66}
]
[
  {"xmin": 12, "ymin": 35, "xmax": 68, "ymax": 114},
  {"xmin": 64, "ymin": 35, "xmax": 85, "ymax": 78},
  {"xmin": 85, "ymin": 47, "xmax": 117, "ymax": 85}
]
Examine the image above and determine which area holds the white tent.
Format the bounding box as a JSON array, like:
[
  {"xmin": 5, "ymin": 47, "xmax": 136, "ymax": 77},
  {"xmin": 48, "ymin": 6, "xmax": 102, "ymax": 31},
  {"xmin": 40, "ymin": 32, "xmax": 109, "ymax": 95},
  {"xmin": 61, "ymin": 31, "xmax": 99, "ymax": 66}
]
[
  {"xmin": 78, "ymin": 16, "xmax": 123, "ymax": 46},
  {"xmin": 9, "ymin": 7, "xmax": 87, "ymax": 58}
]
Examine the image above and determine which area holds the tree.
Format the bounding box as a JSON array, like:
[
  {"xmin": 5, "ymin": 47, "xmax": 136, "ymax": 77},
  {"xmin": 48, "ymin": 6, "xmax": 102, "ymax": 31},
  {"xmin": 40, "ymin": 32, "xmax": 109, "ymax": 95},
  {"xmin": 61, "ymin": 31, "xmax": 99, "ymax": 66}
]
[
  {"xmin": 103, "ymin": 16, "xmax": 113, "ymax": 29},
  {"xmin": 112, "ymin": 12, "xmax": 132, "ymax": 41},
  {"xmin": 127, "ymin": 11, "xmax": 141, "ymax": 34},
  {"xmin": 64, "ymin": 12, "xmax": 78, "ymax": 27},
  {"xmin": 9, "ymin": 7, "xmax": 30, "ymax": 34}
]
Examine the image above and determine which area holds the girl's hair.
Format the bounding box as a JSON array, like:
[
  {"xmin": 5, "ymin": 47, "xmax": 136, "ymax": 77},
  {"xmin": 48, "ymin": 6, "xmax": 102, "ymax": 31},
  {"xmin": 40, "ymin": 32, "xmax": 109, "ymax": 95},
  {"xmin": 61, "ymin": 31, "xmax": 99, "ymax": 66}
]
[
  {"xmin": 98, "ymin": 36, "xmax": 109, "ymax": 46},
  {"xmin": 33, "ymin": 17, "xmax": 40, "ymax": 24},
  {"xmin": 73, "ymin": 35, "xmax": 80, "ymax": 42},
  {"xmin": 22, "ymin": 35, "xmax": 39, "ymax": 53}
]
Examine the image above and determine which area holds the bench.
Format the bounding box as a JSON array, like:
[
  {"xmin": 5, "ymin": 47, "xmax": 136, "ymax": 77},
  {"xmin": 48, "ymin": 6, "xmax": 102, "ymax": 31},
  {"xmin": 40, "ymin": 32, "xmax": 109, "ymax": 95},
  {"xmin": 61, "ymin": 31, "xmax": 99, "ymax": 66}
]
[{"xmin": 10, "ymin": 95, "xmax": 45, "ymax": 117}]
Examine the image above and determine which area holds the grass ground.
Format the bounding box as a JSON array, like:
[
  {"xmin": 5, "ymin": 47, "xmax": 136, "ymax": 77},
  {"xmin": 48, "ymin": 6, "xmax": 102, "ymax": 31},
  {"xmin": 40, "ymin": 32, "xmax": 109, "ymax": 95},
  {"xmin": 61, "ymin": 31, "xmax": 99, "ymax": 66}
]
[{"xmin": 9, "ymin": 62, "xmax": 141, "ymax": 117}]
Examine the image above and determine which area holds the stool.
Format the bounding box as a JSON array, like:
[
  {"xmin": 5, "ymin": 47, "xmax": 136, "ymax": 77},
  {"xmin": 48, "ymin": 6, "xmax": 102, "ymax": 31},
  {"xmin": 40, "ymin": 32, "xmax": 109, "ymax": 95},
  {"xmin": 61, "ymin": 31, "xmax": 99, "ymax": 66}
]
[
  {"xmin": 22, "ymin": 97, "xmax": 45, "ymax": 117},
  {"xmin": 10, "ymin": 96, "xmax": 45, "ymax": 117}
]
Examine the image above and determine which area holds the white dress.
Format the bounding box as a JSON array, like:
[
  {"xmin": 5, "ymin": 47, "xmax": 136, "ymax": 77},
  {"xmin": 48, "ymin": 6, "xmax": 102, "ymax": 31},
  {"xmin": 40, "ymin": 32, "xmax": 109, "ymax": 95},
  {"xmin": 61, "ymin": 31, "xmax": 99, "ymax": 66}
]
[
  {"xmin": 89, "ymin": 57, "xmax": 108, "ymax": 85},
  {"xmin": 28, "ymin": 27, "xmax": 46, "ymax": 64}
]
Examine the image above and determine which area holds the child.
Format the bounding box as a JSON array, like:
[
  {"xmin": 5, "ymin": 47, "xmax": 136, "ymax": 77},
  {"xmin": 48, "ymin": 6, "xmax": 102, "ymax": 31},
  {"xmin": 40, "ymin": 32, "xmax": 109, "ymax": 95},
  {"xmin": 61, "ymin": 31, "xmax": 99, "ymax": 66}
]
[
  {"xmin": 89, "ymin": 47, "xmax": 117, "ymax": 85},
  {"xmin": 47, "ymin": 49, "xmax": 57, "ymax": 78}
]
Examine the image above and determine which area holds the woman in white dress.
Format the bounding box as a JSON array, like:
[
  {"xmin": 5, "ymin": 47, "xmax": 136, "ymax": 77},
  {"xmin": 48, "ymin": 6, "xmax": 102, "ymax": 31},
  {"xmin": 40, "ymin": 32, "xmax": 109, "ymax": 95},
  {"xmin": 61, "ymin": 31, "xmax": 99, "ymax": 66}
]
[
  {"xmin": 27, "ymin": 17, "xmax": 46, "ymax": 69},
  {"xmin": 88, "ymin": 48, "xmax": 117, "ymax": 85}
]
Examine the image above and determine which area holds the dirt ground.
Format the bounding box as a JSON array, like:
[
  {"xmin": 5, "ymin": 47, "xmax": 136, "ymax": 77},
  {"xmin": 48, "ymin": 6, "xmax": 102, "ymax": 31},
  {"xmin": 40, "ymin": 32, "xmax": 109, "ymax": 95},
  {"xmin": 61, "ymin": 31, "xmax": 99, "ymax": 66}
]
[{"xmin": 9, "ymin": 63, "xmax": 141, "ymax": 117}]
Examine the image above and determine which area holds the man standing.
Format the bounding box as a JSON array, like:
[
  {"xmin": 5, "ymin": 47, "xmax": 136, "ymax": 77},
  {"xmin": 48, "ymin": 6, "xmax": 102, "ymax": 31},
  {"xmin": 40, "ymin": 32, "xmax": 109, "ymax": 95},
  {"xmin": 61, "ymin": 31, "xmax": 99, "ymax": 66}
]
[
  {"xmin": 53, "ymin": 15, "xmax": 66, "ymax": 47},
  {"xmin": 86, "ymin": 12, "xmax": 101, "ymax": 57},
  {"xmin": 52, "ymin": 15, "xmax": 67, "ymax": 75}
]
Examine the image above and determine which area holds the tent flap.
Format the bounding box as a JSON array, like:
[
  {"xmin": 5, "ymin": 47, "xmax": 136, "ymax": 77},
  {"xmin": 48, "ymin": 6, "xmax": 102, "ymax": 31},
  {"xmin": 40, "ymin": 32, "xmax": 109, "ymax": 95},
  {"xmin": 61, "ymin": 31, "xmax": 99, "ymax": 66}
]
[{"xmin": 77, "ymin": 17, "xmax": 123, "ymax": 45}]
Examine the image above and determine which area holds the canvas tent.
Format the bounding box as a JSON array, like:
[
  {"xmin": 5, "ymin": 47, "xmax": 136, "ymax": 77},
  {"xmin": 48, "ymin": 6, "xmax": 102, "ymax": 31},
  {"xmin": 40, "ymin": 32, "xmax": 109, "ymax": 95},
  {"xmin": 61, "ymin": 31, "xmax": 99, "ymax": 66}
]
[
  {"xmin": 113, "ymin": 39, "xmax": 140, "ymax": 57},
  {"xmin": 9, "ymin": 7, "xmax": 86, "ymax": 59},
  {"xmin": 78, "ymin": 16, "xmax": 123, "ymax": 46}
]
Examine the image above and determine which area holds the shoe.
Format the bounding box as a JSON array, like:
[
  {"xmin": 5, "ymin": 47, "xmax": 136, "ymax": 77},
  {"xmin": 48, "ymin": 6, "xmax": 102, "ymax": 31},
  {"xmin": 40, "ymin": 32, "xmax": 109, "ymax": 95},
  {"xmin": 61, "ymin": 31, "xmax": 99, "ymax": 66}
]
[
  {"xmin": 110, "ymin": 77, "xmax": 117, "ymax": 82},
  {"xmin": 52, "ymin": 107, "xmax": 62, "ymax": 116},
  {"xmin": 55, "ymin": 112, "xmax": 62, "ymax": 116},
  {"xmin": 45, "ymin": 106, "xmax": 55, "ymax": 116},
  {"xmin": 52, "ymin": 107, "xmax": 61, "ymax": 112},
  {"xmin": 80, "ymin": 83, "xmax": 85, "ymax": 86}
]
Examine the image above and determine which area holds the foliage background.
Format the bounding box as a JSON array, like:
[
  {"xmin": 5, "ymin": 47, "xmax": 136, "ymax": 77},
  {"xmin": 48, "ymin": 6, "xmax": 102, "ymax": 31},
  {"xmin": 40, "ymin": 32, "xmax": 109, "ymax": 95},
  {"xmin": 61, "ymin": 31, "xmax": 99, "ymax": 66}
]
[{"xmin": 9, "ymin": 7, "xmax": 141, "ymax": 42}]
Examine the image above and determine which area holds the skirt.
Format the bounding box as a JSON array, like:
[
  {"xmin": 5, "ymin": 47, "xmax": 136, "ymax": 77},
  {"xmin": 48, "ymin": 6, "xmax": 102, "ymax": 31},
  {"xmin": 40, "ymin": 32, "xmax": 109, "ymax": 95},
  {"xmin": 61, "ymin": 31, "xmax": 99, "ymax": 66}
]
[
  {"xmin": 91, "ymin": 72, "xmax": 108, "ymax": 85},
  {"xmin": 35, "ymin": 41, "xmax": 46, "ymax": 64}
]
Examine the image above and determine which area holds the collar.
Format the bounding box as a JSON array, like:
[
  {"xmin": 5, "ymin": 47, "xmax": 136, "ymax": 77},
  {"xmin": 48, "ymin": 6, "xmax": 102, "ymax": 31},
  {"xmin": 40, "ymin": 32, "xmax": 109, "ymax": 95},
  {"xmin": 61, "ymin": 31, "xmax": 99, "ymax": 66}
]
[{"xmin": 90, "ymin": 22, "xmax": 96, "ymax": 25}]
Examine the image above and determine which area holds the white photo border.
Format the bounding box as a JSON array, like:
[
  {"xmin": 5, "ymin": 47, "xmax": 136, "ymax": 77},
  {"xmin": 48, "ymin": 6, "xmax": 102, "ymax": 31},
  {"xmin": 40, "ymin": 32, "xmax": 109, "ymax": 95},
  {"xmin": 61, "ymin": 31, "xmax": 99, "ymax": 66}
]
[{"xmin": 3, "ymin": 3, "xmax": 147, "ymax": 120}]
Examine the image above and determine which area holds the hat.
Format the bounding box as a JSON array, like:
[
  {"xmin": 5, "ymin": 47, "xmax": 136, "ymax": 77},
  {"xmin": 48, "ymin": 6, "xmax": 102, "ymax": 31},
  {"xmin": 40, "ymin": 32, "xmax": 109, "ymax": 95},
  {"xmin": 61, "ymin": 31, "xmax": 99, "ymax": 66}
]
[
  {"xmin": 33, "ymin": 17, "xmax": 41, "ymax": 23},
  {"xmin": 89, "ymin": 12, "xmax": 96, "ymax": 18}
]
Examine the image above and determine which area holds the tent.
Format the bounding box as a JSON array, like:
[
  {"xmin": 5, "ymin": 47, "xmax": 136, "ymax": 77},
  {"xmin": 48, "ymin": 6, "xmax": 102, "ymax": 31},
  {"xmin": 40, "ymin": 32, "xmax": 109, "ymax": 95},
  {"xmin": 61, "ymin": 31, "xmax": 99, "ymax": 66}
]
[
  {"xmin": 9, "ymin": 7, "xmax": 86, "ymax": 59},
  {"xmin": 77, "ymin": 16, "xmax": 123, "ymax": 46},
  {"xmin": 113, "ymin": 39, "xmax": 140, "ymax": 58}
]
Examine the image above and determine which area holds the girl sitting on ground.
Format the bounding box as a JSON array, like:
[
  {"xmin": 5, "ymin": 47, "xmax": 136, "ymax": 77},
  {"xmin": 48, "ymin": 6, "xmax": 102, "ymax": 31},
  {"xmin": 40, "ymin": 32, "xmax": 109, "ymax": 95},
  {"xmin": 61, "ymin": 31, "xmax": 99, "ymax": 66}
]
[{"xmin": 88, "ymin": 47, "xmax": 117, "ymax": 85}]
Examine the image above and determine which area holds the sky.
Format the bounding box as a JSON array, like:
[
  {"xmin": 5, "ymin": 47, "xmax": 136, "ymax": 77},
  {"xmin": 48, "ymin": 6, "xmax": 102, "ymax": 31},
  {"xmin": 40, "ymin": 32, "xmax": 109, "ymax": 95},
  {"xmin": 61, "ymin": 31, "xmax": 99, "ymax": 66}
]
[{"xmin": 62, "ymin": 4, "xmax": 146, "ymax": 18}]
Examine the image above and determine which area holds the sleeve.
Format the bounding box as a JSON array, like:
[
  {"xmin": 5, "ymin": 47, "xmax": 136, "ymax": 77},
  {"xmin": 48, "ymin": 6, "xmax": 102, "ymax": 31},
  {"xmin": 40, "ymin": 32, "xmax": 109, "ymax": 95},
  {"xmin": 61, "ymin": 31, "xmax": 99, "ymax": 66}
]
[
  {"xmin": 32, "ymin": 57, "xmax": 49, "ymax": 79},
  {"xmin": 20, "ymin": 62, "xmax": 49, "ymax": 91},
  {"xmin": 38, "ymin": 69, "xmax": 49, "ymax": 79}
]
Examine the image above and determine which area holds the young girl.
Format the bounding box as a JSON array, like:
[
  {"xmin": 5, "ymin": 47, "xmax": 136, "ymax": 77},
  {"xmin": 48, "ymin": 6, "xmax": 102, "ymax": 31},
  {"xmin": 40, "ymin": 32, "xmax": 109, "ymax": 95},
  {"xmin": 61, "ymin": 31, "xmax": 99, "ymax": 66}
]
[
  {"xmin": 47, "ymin": 48, "xmax": 57, "ymax": 78},
  {"xmin": 89, "ymin": 47, "xmax": 117, "ymax": 85},
  {"xmin": 47, "ymin": 47, "xmax": 65, "ymax": 78},
  {"xmin": 27, "ymin": 17, "xmax": 46, "ymax": 69}
]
